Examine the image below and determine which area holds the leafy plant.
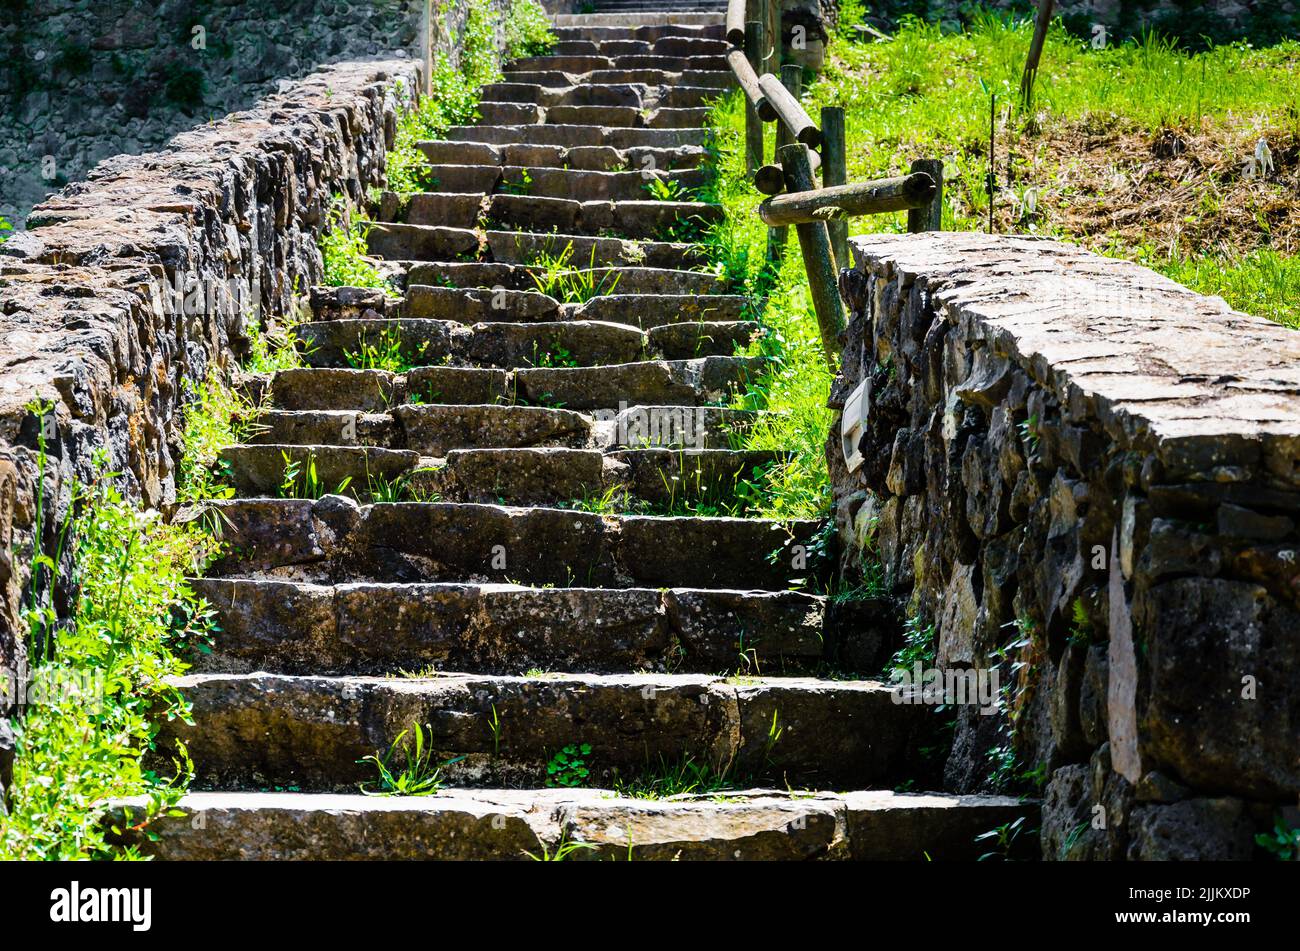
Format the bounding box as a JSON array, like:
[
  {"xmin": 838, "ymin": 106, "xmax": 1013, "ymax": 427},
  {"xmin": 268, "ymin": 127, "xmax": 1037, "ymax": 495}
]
[
  {"xmin": 976, "ymin": 815, "xmax": 1030, "ymax": 861},
  {"xmin": 505, "ymin": 0, "xmax": 557, "ymax": 59},
  {"xmin": 277, "ymin": 450, "xmax": 353, "ymax": 499},
  {"xmin": 1, "ymin": 426, "xmax": 218, "ymax": 859},
  {"xmin": 545, "ymin": 743, "xmax": 592, "ymax": 787},
  {"xmin": 358, "ymin": 723, "xmax": 451, "ymax": 796},
  {"xmin": 344, "ymin": 325, "xmax": 429, "ymax": 373},
  {"xmin": 528, "ymin": 242, "xmax": 622, "ymax": 303},
  {"xmin": 614, "ymin": 754, "xmax": 734, "ymax": 800},
  {"xmin": 320, "ymin": 196, "xmax": 391, "ymax": 291},
  {"xmin": 1257, "ymin": 814, "xmax": 1300, "ymax": 861},
  {"xmin": 523, "ymin": 831, "xmax": 597, "ymax": 861}
]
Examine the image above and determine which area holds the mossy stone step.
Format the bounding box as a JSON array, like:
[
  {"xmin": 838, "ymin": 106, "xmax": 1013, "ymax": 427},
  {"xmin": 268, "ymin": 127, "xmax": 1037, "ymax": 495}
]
[
  {"xmin": 189, "ymin": 578, "xmax": 841, "ymax": 675},
  {"xmin": 200, "ymin": 498, "xmax": 822, "ymax": 590},
  {"xmin": 295, "ymin": 317, "xmax": 753, "ymax": 369},
  {"xmin": 445, "ymin": 123, "xmax": 707, "ymax": 149},
  {"xmin": 157, "ymin": 671, "xmax": 922, "ymax": 791},
  {"xmin": 108, "ymin": 789, "xmax": 1036, "ymax": 861}
]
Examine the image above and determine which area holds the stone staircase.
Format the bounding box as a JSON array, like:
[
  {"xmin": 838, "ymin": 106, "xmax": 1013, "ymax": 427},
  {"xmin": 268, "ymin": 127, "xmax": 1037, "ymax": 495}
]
[{"xmin": 115, "ymin": 10, "xmax": 1035, "ymax": 860}]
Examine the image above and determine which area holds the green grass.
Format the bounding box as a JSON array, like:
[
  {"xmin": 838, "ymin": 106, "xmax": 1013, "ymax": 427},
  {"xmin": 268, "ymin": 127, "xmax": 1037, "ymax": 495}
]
[
  {"xmin": 0, "ymin": 418, "xmax": 219, "ymax": 859},
  {"xmin": 320, "ymin": 196, "xmax": 391, "ymax": 291},
  {"xmin": 701, "ymin": 17, "xmax": 1300, "ymax": 522}
]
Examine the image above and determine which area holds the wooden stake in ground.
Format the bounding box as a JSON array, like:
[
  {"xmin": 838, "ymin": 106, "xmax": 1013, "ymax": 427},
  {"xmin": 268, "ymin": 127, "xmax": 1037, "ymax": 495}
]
[
  {"xmin": 1019, "ymin": 0, "xmax": 1055, "ymax": 109},
  {"xmin": 777, "ymin": 142, "xmax": 845, "ymax": 369},
  {"xmin": 821, "ymin": 106, "xmax": 849, "ymax": 270},
  {"xmin": 766, "ymin": 64, "xmax": 804, "ymax": 264},
  {"xmin": 906, "ymin": 158, "xmax": 944, "ymax": 233},
  {"xmin": 743, "ymin": 21, "xmax": 766, "ymax": 175},
  {"xmin": 987, "ymin": 93, "xmax": 997, "ymax": 234}
]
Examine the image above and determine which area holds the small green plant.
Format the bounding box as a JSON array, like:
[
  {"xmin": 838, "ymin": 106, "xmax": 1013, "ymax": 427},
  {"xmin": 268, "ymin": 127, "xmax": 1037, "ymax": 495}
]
[
  {"xmin": 530, "ymin": 340, "xmax": 579, "ymax": 368},
  {"xmin": 614, "ymin": 754, "xmax": 734, "ymax": 800},
  {"xmin": 277, "ymin": 450, "xmax": 353, "ymax": 499},
  {"xmin": 890, "ymin": 614, "xmax": 937, "ymax": 678},
  {"xmin": 0, "ymin": 215, "xmax": 11, "ymax": 244},
  {"xmin": 1, "ymin": 419, "xmax": 218, "ymax": 859},
  {"xmin": 501, "ymin": 168, "xmax": 533, "ymax": 195},
  {"xmin": 545, "ymin": 743, "xmax": 592, "ymax": 787},
  {"xmin": 528, "ymin": 242, "xmax": 621, "ymax": 303},
  {"xmin": 523, "ymin": 831, "xmax": 597, "ymax": 861},
  {"xmin": 344, "ymin": 325, "xmax": 428, "ymax": 373},
  {"xmin": 643, "ymin": 177, "xmax": 686, "ymax": 202},
  {"xmin": 358, "ymin": 723, "xmax": 451, "ymax": 796},
  {"xmin": 320, "ymin": 197, "xmax": 391, "ymax": 291},
  {"xmin": 1257, "ymin": 814, "xmax": 1300, "ymax": 860},
  {"xmin": 505, "ymin": 0, "xmax": 557, "ymax": 59},
  {"xmin": 486, "ymin": 703, "xmax": 503, "ymax": 757},
  {"xmin": 976, "ymin": 815, "xmax": 1030, "ymax": 861}
]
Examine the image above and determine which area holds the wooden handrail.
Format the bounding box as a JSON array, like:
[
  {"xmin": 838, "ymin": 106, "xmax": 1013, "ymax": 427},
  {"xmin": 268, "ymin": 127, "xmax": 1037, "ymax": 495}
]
[
  {"xmin": 757, "ymin": 74, "xmax": 822, "ymax": 148},
  {"xmin": 726, "ymin": 48, "xmax": 777, "ymax": 122},
  {"xmin": 758, "ymin": 172, "xmax": 936, "ymax": 226},
  {"xmin": 725, "ymin": 0, "xmax": 746, "ymax": 47}
]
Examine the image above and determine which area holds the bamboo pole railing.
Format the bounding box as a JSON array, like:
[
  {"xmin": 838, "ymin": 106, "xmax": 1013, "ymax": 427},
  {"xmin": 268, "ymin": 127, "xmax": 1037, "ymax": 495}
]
[{"xmin": 724, "ymin": 0, "xmax": 944, "ymax": 364}]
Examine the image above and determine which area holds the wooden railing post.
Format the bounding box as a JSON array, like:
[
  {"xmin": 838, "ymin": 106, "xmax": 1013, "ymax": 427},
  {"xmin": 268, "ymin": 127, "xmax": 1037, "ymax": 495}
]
[
  {"xmin": 820, "ymin": 106, "xmax": 849, "ymax": 271},
  {"xmin": 777, "ymin": 142, "xmax": 844, "ymax": 368},
  {"xmin": 906, "ymin": 158, "xmax": 944, "ymax": 233},
  {"xmin": 1020, "ymin": 0, "xmax": 1055, "ymax": 108},
  {"xmin": 766, "ymin": 64, "xmax": 803, "ymax": 263},
  {"xmin": 744, "ymin": 21, "xmax": 764, "ymax": 175}
]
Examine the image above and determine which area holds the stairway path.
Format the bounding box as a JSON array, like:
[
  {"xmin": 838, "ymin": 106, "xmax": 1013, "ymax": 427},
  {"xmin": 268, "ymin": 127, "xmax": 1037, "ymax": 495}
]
[{"xmin": 114, "ymin": 8, "xmax": 1035, "ymax": 860}]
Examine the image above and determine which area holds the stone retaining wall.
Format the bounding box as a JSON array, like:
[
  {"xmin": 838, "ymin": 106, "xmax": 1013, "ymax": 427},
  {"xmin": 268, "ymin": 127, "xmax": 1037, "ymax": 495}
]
[
  {"xmin": 830, "ymin": 231, "xmax": 1300, "ymax": 859},
  {"xmin": 0, "ymin": 56, "xmax": 421, "ymax": 799}
]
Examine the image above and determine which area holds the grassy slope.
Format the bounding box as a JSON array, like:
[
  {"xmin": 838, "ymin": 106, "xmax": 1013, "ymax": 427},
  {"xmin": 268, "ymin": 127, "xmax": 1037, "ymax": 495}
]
[{"xmin": 719, "ymin": 15, "xmax": 1300, "ymax": 520}]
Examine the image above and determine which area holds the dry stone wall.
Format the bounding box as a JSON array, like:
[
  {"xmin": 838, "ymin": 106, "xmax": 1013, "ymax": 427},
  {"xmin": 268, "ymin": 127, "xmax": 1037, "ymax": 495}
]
[
  {"xmin": 830, "ymin": 231, "xmax": 1300, "ymax": 860},
  {"xmin": 0, "ymin": 55, "xmax": 420, "ymax": 799}
]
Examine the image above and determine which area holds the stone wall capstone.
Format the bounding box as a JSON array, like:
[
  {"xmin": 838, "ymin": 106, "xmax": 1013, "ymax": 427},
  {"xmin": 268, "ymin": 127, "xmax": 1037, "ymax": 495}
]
[
  {"xmin": 0, "ymin": 55, "xmax": 421, "ymax": 800},
  {"xmin": 830, "ymin": 231, "xmax": 1300, "ymax": 860}
]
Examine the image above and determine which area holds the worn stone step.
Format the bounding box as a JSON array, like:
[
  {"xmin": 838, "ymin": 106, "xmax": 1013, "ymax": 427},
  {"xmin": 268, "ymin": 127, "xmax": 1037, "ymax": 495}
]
[
  {"xmin": 218, "ymin": 444, "xmax": 423, "ymax": 498},
  {"xmin": 566, "ymin": 293, "xmax": 748, "ymax": 327},
  {"xmin": 425, "ymin": 141, "xmax": 711, "ymax": 173},
  {"xmin": 109, "ymin": 789, "xmax": 1035, "ymax": 861},
  {"xmin": 514, "ymin": 354, "xmax": 765, "ymax": 409},
  {"xmin": 251, "ymin": 402, "xmax": 753, "ymax": 452},
  {"xmin": 158, "ymin": 671, "xmax": 921, "ymax": 791},
  {"xmin": 481, "ymin": 194, "xmax": 722, "ymax": 239},
  {"xmin": 218, "ymin": 443, "xmax": 778, "ymax": 508},
  {"xmin": 479, "ymin": 81, "xmax": 646, "ymax": 108},
  {"xmin": 401, "ymin": 285, "xmax": 561, "ymax": 322},
  {"xmin": 487, "ymin": 230, "xmax": 702, "ymax": 270},
  {"xmin": 402, "ymin": 261, "xmax": 727, "ymax": 296},
  {"xmin": 550, "ymin": 19, "xmax": 725, "ymax": 37},
  {"xmin": 201, "ymin": 498, "xmax": 821, "ymax": 590},
  {"xmin": 446, "ymin": 123, "xmax": 707, "ymax": 149},
  {"xmin": 249, "ymin": 404, "xmax": 590, "ymax": 454},
  {"xmin": 431, "ymin": 445, "xmax": 779, "ymax": 506},
  {"xmin": 403, "ymin": 166, "xmax": 707, "ymax": 204},
  {"xmin": 297, "ymin": 317, "xmax": 648, "ymax": 369},
  {"xmin": 474, "ymin": 101, "xmax": 543, "ymax": 126},
  {"xmin": 296, "ymin": 317, "xmax": 752, "ymax": 369},
  {"xmin": 583, "ymin": 69, "xmax": 734, "ymax": 89},
  {"xmin": 189, "ymin": 578, "xmax": 837, "ymax": 675},
  {"xmin": 366, "ymin": 222, "xmax": 480, "ymax": 261}
]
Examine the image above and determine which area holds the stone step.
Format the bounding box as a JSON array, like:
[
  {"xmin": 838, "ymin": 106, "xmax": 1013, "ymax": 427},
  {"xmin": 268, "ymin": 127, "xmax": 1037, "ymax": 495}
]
[
  {"xmin": 399, "ymin": 164, "xmax": 707, "ymax": 202},
  {"xmin": 550, "ymin": 14, "xmax": 725, "ymax": 31},
  {"xmin": 250, "ymin": 403, "xmax": 755, "ymax": 452},
  {"xmin": 200, "ymin": 498, "xmax": 822, "ymax": 590},
  {"xmin": 296, "ymin": 286, "xmax": 745, "ymax": 332},
  {"xmin": 295, "ymin": 317, "xmax": 754, "ymax": 369},
  {"xmin": 412, "ymin": 261, "xmax": 727, "ymax": 295},
  {"xmin": 157, "ymin": 671, "xmax": 923, "ymax": 791},
  {"xmin": 513, "ymin": 354, "xmax": 765, "ymax": 409},
  {"xmin": 417, "ymin": 139, "xmax": 707, "ymax": 172},
  {"xmin": 554, "ymin": 39, "xmax": 728, "ymax": 59},
  {"xmin": 433, "ymin": 445, "xmax": 781, "ymax": 506},
  {"xmin": 480, "ymin": 81, "xmax": 719, "ymax": 109},
  {"xmin": 218, "ymin": 443, "xmax": 779, "ymax": 508},
  {"xmin": 445, "ymin": 123, "xmax": 708, "ymax": 149},
  {"xmin": 484, "ymin": 230, "xmax": 705, "ymax": 270},
  {"xmin": 479, "ymin": 195, "xmax": 722, "ymax": 239},
  {"xmin": 509, "ymin": 53, "xmax": 727, "ymax": 73},
  {"xmin": 500, "ymin": 68, "xmax": 734, "ymax": 90},
  {"xmin": 189, "ymin": 578, "xmax": 850, "ymax": 675},
  {"xmin": 108, "ymin": 789, "xmax": 1036, "ymax": 861}
]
